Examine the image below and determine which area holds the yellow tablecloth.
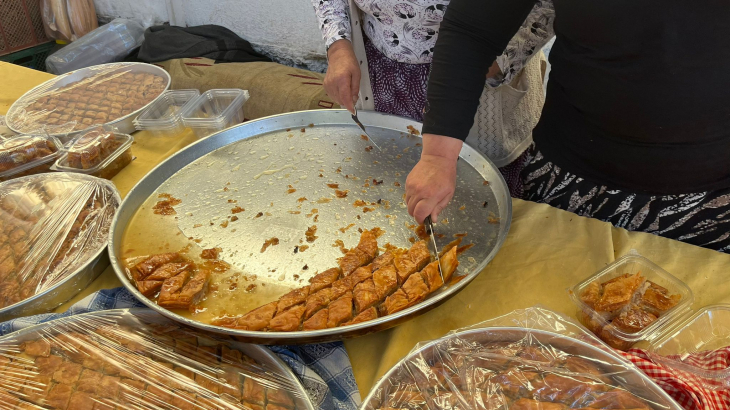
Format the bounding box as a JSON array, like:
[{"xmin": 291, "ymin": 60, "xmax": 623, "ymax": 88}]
[{"xmin": 3, "ymin": 62, "xmax": 730, "ymax": 399}]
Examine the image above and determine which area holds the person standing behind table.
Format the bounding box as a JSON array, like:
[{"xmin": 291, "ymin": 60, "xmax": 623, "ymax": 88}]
[
  {"xmin": 310, "ymin": 0, "xmax": 555, "ymax": 197},
  {"xmin": 405, "ymin": 0, "xmax": 730, "ymax": 252}
]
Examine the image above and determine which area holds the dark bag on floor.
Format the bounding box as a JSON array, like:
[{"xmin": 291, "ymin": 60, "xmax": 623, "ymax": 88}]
[{"xmin": 138, "ymin": 24, "xmax": 271, "ymax": 63}]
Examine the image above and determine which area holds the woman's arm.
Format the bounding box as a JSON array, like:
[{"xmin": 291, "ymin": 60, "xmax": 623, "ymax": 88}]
[
  {"xmin": 423, "ymin": 0, "xmax": 539, "ymax": 139},
  {"xmin": 310, "ymin": 0, "xmax": 360, "ymax": 113},
  {"xmin": 407, "ymin": 0, "xmax": 538, "ymax": 223},
  {"xmin": 310, "ymin": 0, "xmax": 352, "ymax": 50}
]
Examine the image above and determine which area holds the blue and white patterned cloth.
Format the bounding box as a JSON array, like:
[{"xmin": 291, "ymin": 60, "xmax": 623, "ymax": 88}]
[{"xmin": 0, "ymin": 287, "xmax": 361, "ymax": 410}]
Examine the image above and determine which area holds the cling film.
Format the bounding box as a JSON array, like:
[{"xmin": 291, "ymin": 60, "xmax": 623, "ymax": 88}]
[
  {"xmin": 362, "ymin": 306, "xmax": 682, "ymax": 410},
  {"xmin": 0, "ymin": 173, "xmax": 119, "ymax": 312},
  {"xmin": 6, "ymin": 63, "xmax": 167, "ymax": 137},
  {"xmin": 0, "ymin": 309, "xmax": 310, "ymax": 409}
]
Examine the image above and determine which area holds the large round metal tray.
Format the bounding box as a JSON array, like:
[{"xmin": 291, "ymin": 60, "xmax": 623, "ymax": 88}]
[
  {"xmin": 6, "ymin": 62, "xmax": 171, "ymax": 142},
  {"xmin": 0, "ymin": 173, "xmax": 120, "ymax": 321},
  {"xmin": 361, "ymin": 327, "xmax": 682, "ymax": 410},
  {"xmin": 1, "ymin": 308, "xmax": 315, "ymax": 410},
  {"xmin": 109, "ymin": 110, "xmax": 512, "ymax": 343}
]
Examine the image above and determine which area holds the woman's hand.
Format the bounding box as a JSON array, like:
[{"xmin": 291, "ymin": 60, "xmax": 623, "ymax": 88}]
[
  {"xmin": 324, "ymin": 40, "xmax": 361, "ymax": 114},
  {"xmin": 405, "ymin": 134, "xmax": 463, "ymax": 224}
]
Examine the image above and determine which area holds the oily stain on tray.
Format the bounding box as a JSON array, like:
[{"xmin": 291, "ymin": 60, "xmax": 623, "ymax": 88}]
[{"xmin": 122, "ymin": 192, "xmax": 290, "ymax": 324}]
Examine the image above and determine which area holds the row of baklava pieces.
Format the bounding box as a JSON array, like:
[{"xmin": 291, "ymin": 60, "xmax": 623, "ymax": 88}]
[
  {"xmin": 217, "ymin": 241, "xmax": 456, "ymax": 332},
  {"xmin": 29, "ymin": 86, "xmax": 163, "ymax": 107},
  {"xmin": 374, "ymin": 383, "xmax": 648, "ymax": 410}
]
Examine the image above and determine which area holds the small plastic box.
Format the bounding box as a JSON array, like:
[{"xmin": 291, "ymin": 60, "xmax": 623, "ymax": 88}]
[
  {"xmin": 0, "ymin": 134, "xmax": 63, "ymax": 181},
  {"xmin": 133, "ymin": 89, "xmax": 201, "ymax": 137},
  {"xmin": 51, "ymin": 127, "xmax": 133, "ymax": 180},
  {"xmin": 569, "ymin": 252, "xmax": 694, "ymax": 350},
  {"xmin": 647, "ymin": 304, "xmax": 730, "ymax": 385},
  {"xmin": 180, "ymin": 89, "xmax": 249, "ymax": 139}
]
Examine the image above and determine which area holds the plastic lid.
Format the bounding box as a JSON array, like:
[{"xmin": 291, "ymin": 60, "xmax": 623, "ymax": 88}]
[
  {"xmin": 569, "ymin": 251, "xmax": 694, "ymax": 347},
  {"xmin": 0, "ymin": 133, "xmax": 62, "ymax": 178},
  {"xmin": 51, "ymin": 127, "xmax": 133, "ymax": 174},
  {"xmin": 647, "ymin": 304, "xmax": 730, "ymax": 383},
  {"xmin": 134, "ymin": 89, "xmax": 201, "ymax": 129},
  {"xmin": 180, "ymin": 89, "xmax": 249, "ymax": 128}
]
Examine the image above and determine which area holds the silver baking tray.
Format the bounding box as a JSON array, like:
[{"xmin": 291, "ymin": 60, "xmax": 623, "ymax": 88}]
[
  {"xmin": 1, "ymin": 308, "xmax": 315, "ymax": 410},
  {"xmin": 0, "ymin": 173, "xmax": 121, "ymax": 321},
  {"xmin": 6, "ymin": 62, "xmax": 171, "ymax": 142},
  {"xmin": 108, "ymin": 110, "xmax": 512, "ymax": 344},
  {"xmin": 361, "ymin": 327, "xmax": 683, "ymax": 410}
]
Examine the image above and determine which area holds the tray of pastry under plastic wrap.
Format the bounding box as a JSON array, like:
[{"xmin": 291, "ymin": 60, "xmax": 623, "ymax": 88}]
[
  {"xmin": 361, "ymin": 307, "xmax": 683, "ymax": 410},
  {"xmin": 0, "ymin": 173, "xmax": 120, "ymax": 320},
  {"xmin": 6, "ymin": 63, "xmax": 170, "ymax": 141},
  {"xmin": 108, "ymin": 110, "xmax": 512, "ymax": 344},
  {"xmin": 0, "ymin": 308, "xmax": 314, "ymax": 410}
]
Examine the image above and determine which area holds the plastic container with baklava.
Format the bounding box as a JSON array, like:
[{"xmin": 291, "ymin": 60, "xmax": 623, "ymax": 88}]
[
  {"xmin": 134, "ymin": 89, "xmax": 201, "ymax": 137},
  {"xmin": 0, "ymin": 308, "xmax": 313, "ymax": 410},
  {"xmin": 180, "ymin": 89, "xmax": 249, "ymax": 139},
  {"xmin": 569, "ymin": 251, "xmax": 694, "ymax": 350},
  {"xmin": 51, "ymin": 127, "xmax": 133, "ymax": 180},
  {"xmin": 0, "ymin": 133, "xmax": 63, "ymax": 181}
]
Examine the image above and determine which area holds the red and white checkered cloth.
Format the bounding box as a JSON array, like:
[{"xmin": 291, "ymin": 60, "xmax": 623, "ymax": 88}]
[{"xmin": 619, "ymin": 348, "xmax": 730, "ymax": 410}]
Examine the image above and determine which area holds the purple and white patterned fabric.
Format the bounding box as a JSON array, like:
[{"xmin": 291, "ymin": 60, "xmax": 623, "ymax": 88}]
[
  {"xmin": 311, "ymin": 0, "xmax": 554, "ymax": 74},
  {"xmin": 363, "ymin": 34, "xmax": 430, "ymax": 121},
  {"xmin": 522, "ymin": 147, "xmax": 730, "ymax": 252}
]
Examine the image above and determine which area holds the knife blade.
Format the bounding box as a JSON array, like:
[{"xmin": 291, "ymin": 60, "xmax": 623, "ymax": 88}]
[
  {"xmin": 351, "ymin": 108, "xmax": 382, "ymax": 151},
  {"xmin": 424, "ymin": 216, "xmax": 444, "ymax": 283}
]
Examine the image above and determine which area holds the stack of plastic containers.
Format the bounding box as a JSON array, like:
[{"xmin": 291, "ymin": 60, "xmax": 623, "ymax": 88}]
[
  {"xmin": 180, "ymin": 89, "xmax": 249, "ymax": 139},
  {"xmin": 134, "ymin": 89, "xmax": 201, "ymax": 137}
]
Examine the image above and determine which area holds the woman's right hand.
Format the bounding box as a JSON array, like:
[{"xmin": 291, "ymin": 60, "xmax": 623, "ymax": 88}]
[
  {"xmin": 324, "ymin": 39, "xmax": 361, "ymax": 114},
  {"xmin": 405, "ymin": 134, "xmax": 463, "ymax": 224}
]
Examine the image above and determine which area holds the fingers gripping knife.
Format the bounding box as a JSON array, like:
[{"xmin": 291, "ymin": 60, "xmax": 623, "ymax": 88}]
[
  {"xmin": 351, "ymin": 108, "xmax": 381, "ymax": 151},
  {"xmin": 424, "ymin": 216, "xmax": 445, "ymax": 282}
]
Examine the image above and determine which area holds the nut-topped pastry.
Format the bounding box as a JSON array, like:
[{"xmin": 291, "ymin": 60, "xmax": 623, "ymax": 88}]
[{"xmin": 9, "ymin": 67, "xmax": 167, "ymax": 135}]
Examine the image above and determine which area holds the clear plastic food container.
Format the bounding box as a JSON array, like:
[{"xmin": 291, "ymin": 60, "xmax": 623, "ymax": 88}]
[
  {"xmin": 180, "ymin": 89, "xmax": 249, "ymax": 139},
  {"xmin": 647, "ymin": 304, "xmax": 730, "ymax": 387},
  {"xmin": 0, "ymin": 133, "xmax": 63, "ymax": 181},
  {"xmin": 569, "ymin": 251, "xmax": 694, "ymax": 350},
  {"xmin": 51, "ymin": 127, "xmax": 133, "ymax": 180},
  {"xmin": 133, "ymin": 89, "xmax": 201, "ymax": 137}
]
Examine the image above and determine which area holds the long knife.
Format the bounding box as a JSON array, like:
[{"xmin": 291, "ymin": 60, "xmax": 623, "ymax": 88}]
[
  {"xmin": 351, "ymin": 107, "xmax": 381, "ymax": 151},
  {"xmin": 424, "ymin": 216, "xmax": 445, "ymax": 282}
]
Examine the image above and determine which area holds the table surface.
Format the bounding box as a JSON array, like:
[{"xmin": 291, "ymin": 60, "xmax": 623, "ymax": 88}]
[{"xmin": 3, "ymin": 61, "xmax": 730, "ymax": 398}]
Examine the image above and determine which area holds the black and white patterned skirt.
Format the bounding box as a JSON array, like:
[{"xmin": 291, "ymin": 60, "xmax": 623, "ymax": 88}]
[{"xmin": 521, "ymin": 147, "xmax": 730, "ymax": 252}]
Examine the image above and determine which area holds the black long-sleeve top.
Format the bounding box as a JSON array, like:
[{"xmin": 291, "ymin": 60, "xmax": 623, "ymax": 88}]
[{"xmin": 422, "ymin": 0, "xmax": 730, "ymax": 195}]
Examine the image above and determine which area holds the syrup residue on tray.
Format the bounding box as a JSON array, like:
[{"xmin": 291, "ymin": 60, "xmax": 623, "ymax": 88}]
[
  {"xmin": 153, "ymin": 193, "xmax": 181, "ymax": 215},
  {"xmin": 122, "ymin": 191, "xmax": 291, "ymax": 325}
]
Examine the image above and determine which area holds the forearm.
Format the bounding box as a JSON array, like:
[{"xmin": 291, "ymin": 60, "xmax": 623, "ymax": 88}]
[
  {"xmin": 423, "ymin": 0, "xmax": 538, "ymax": 140},
  {"xmin": 310, "ymin": 0, "xmax": 352, "ymax": 49}
]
